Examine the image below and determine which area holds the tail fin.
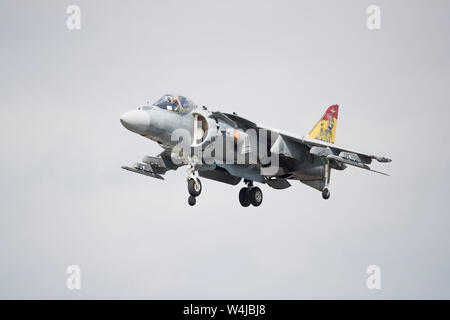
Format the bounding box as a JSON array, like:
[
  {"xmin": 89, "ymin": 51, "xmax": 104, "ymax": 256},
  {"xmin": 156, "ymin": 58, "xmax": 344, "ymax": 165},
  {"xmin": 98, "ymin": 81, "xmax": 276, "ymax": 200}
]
[{"xmin": 307, "ymin": 104, "xmax": 339, "ymax": 144}]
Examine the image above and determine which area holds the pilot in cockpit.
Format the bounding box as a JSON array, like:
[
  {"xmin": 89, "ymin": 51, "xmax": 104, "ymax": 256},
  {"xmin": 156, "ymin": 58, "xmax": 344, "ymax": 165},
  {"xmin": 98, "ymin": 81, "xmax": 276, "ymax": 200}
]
[
  {"xmin": 152, "ymin": 94, "xmax": 180, "ymax": 111},
  {"xmin": 152, "ymin": 94, "xmax": 197, "ymax": 112}
]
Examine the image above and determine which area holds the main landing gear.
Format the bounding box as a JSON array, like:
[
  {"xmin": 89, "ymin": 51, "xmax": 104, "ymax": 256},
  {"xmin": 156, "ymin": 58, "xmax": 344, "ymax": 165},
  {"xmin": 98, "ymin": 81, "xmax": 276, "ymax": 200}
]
[{"xmin": 239, "ymin": 181, "xmax": 263, "ymax": 207}]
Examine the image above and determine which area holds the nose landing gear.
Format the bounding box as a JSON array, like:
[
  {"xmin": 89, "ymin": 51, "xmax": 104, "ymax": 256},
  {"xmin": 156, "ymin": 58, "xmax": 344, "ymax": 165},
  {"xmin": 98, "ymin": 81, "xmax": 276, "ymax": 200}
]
[
  {"xmin": 188, "ymin": 195, "xmax": 196, "ymax": 206},
  {"xmin": 188, "ymin": 178, "xmax": 202, "ymax": 197},
  {"xmin": 187, "ymin": 178, "xmax": 202, "ymax": 206},
  {"xmin": 188, "ymin": 176, "xmax": 202, "ymax": 206},
  {"xmin": 239, "ymin": 181, "xmax": 263, "ymax": 207},
  {"xmin": 186, "ymin": 163, "xmax": 202, "ymax": 206}
]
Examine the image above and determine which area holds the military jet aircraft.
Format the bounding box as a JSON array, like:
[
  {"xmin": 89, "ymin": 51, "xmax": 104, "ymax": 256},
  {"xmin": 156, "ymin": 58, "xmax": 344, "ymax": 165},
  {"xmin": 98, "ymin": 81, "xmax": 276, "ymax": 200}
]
[{"xmin": 120, "ymin": 94, "xmax": 391, "ymax": 207}]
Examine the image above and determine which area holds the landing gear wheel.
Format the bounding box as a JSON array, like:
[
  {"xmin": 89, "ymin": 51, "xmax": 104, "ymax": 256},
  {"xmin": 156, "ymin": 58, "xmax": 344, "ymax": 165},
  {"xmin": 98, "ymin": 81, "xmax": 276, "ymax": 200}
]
[
  {"xmin": 250, "ymin": 187, "xmax": 263, "ymax": 207},
  {"xmin": 188, "ymin": 178, "xmax": 202, "ymax": 197},
  {"xmin": 188, "ymin": 195, "xmax": 196, "ymax": 206},
  {"xmin": 239, "ymin": 188, "xmax": 251, "ymax": 207},
  {"xmin": 322, "ymin": 187, "xmax": 330, "ymax": 200}
]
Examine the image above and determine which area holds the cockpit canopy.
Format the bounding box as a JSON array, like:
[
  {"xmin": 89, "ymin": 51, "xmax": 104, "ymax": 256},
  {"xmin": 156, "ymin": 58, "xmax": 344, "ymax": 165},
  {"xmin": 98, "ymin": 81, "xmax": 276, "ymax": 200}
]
[{"xmin": 152, "ymin": 94, "xmax": 196, "ymax": 112}]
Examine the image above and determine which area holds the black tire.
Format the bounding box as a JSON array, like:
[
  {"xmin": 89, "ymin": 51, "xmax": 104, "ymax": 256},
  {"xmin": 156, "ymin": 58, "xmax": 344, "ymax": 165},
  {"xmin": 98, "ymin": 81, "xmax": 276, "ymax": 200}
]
[
  {"xmin": 322, "ymin": 188, "xmax": 330, "ymax": 200},
  {"xmin": 188, "ymin": 178, "xmax": 202, "ymax": 197},
  {"xmin": 188, "ymin": 195, "xmax": 196, "ymax": 206},
  {"xmin": 239, "ymin": 188, "xmax": 251, "ymax": 207},
  {"xmin": 250, "ymin": 187, "xmax": 263, "ymax": 207}
]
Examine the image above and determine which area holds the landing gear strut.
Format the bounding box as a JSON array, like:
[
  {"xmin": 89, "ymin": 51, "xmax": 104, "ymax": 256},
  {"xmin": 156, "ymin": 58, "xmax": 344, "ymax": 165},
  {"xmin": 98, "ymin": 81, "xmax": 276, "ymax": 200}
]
[
  {"xmin": 239, "ymin": 181, "xmax": 263, "ymax": 207},
  {"xmin": 322, "ymin": 160, "xmax": 331, "ymax": 200}
]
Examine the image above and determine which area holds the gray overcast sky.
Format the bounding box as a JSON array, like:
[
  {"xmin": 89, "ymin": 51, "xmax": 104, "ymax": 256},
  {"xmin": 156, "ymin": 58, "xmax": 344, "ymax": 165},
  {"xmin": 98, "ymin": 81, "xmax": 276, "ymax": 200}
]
[{"xmin": 0, "ymin": 0, "xmax": 449, "ymax": 299}]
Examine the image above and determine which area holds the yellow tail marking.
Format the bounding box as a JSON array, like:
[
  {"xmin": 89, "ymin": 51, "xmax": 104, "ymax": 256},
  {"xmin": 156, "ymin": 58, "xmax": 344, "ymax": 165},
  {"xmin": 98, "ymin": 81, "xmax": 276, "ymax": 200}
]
[{"xmin": 307, "ymin": 104, "xmax": 339, "ymax": 144}]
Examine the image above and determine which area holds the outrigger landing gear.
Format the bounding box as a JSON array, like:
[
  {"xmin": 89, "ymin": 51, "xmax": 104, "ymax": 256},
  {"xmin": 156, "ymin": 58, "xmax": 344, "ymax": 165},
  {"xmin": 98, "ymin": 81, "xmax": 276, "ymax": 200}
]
[
  {"xmin": 322, "ymin": 188, "xmax": 330, "ymax": 200},
  {"xmin": 322, "ymin": 160, "xmax": 331, "ymax": 200},
  {"xmin": 186, "ymin": 163, "xmax": 202, "ymax": 206},
  {"xmin": 239, "ymin": 180, "xmax": 263, "ymax": 207}
]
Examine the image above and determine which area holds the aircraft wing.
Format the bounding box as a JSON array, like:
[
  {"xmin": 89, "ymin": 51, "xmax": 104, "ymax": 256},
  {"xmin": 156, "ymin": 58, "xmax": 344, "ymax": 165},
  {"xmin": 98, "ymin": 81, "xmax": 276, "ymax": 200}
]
[
  {"xmin": 301, "ymin": 136, "xmax": 391, "ymax": 162},
  {"xmin": 121, "ymin": 149, "xmax": 182, "ymax": 180},
  {"xmin": 274, "ymin": 129, "xmax": 392, "ymax": 175},
  {"xmin": 221, "ymin": 112, "xmax": 391, "ymax": 176}
]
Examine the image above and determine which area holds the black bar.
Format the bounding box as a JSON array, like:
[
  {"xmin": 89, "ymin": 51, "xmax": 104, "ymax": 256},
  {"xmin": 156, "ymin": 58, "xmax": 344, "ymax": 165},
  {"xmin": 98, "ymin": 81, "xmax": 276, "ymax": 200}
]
[{"xmin": 1, "ymin": 300, "xmax": 448, "ymax": 318}]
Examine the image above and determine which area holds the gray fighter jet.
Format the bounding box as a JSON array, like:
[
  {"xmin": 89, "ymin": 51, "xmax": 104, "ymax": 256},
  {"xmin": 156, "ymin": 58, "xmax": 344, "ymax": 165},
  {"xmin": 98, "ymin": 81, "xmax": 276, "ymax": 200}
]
[{"xmin": 120, "ymin": 94, "xmax": 391, "ymax": 207}]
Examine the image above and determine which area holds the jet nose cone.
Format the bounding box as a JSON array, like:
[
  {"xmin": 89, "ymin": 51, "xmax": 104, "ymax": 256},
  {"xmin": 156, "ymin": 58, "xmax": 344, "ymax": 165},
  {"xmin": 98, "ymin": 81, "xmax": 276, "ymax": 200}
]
[{"xmin": 120, "ymin": 110, "xmax": 151, "ymax": 134}]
